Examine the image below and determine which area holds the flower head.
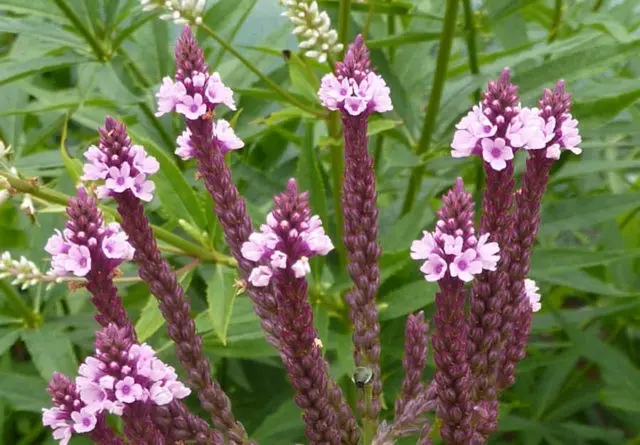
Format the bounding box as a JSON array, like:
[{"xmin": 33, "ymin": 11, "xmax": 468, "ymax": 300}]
[
  {"xmin": 82, "ymin": 118, "xmax": 159, "ymax": 202},
  {"xmin": 411, "ymin": 179, "xmax": 500, "ymax": 284},
  {"xmin": 537, "ymin": 81, "xmax": 582, "ymax": 160},
  {"xmin": 141, "ymin": 0, "xmax": 207, "ymax": 25},
  {"xmin": 45, "ymin": 188, "xmax": 134, "ymax": 278},
  {"xmin": 241, "ymin": 179, "xmax": 333, "ymax": 287},
  {"xmin": 318, "ymin": 35, "xmax": 392, "ymax": 116}
]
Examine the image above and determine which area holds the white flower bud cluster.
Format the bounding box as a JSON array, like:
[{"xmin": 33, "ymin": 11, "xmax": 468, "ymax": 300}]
[
  {"xmin": 280, "ymin": 0, "xmax": 343, "ymax": 63},
  {"xmin": 0, "ymin": 252, "xmax": 55, "ymax": 290},
  {"xmin": 140, "ymin": 0, "xmax": 206, "ymax": 25}
]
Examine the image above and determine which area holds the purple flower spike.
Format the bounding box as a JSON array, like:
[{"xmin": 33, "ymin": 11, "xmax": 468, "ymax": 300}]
[
  {"xmin": 395, "ymin": 312, "xmax": 429, "ymax": 418},
  {"xmin": 244, "ymin": 179, "xmax": 358, "ymax": 445},
  {"xmin": 318, "ymin": 35, "xmax": 392, "ymax": 116},
  {"xmin": 46, "ymin": 187, "xmax": 135, "ymax": 339},
  {"xmin": 90, "ymin": 117, "xmax": 249, "ymax": 443},
  {"xmin": 170, "ymin": 26, "xmax": 282, "ymax": 354},
  {"xmin": 43, "ymin": 373, "xmax": 124, "ymax": 445},
  {"xmin": 498, "ymin": 81, "xmax": 579, "ymax": 391},
  {"xmin": 412, "ymin": 179, "xmax": 479, "ymax": 444}
]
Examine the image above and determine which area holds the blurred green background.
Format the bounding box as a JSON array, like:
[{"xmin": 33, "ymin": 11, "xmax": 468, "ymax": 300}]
[{"xmin": 0, "ymin": 0, "xmax": 639, "ymax": 443}]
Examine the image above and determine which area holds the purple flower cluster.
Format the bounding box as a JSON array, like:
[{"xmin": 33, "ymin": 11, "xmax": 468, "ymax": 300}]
[
  {"xmin": 42, "ymin": 325, "xmax": 190, "ymax": 445},
  {"xmin": 241, "ymin": 210, "xmax": 334, "ymax": 287},
  {"xmin": 451, "ymin": 71, "xmax": 582, "ymax": 170},
  {"xmin": 45, "ymin": 219, "xmax": 133, "ymax": 278},
  {"xmin": 156, "ymin": 72, "xmax": 235, "ymax": 119},
  {"xmin": 82, "ymin": 142, "xmax": 159, "ymax": 202},
  {"xmin": 410, "ymin": 229, "xmax": 499, "ymax": 283}
]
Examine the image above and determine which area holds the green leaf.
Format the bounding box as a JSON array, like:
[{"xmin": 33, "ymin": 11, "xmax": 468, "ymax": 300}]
[
  {"xmin": 135, "ymin": 295, "xmax": 164, "ymax": 343},
  {"xmin": 206, "ymin": 265, "xmax": 238, "ymax": 345},
  {"xmin": 535, "ymin": 270, "xmax": 634, "ymax": 297},
  {"xmin": 252, "ymin": 399, "xmax": 303, "ymax": 442},
  {"xmin": 59, "ymin": 114, "xmax": 82, "ymax": 183},
  {"xmin": 551, "ymin": 159, "xmax": 640, "ymax": 182},
  {"xmin": 367, "ymin": 32, "xmax": 442, "ymax": 49},
  {"xmin": 0, "ymin": 55, "xmax": 91, "ymax": 86},
  {"xmin": 367, "ymin": 119, "xmax": 404, "ymax": 137},
  {"xmin": 0, "ymin": 372, "xmax": 49, "ymax": 412},
  {"xmin": 0, "ymin": 328, "xmax": 21, "ymax": 355},
  {"xmin": 530, "ymin": 248, "xmax": 640, "ymax": 274},
  {"xmin": 378, "ymin": 280, "xmax": 436, "ymax": 320},
  {"xmin": 133, "ymin": 135, "xmax": 207, "ymax": 229},
  {"xmin": 539, "ymin": 193, "xmax": 640, "ymax": 236},
  {"xmin": 287, "ymin": 52, "xmax": 319, "ymax": 103},
  {"xmin": 21, "ymin": 328, "xmax": 78, "ymax": 380},
  {"xmin": 533, "ymin": 350, "xmax": 580, "ymax": 419}
]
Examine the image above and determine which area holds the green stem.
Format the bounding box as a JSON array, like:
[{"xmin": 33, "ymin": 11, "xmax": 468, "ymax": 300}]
[
  {"xmin": 51, "ymin": 0, "xmax": 108, "ymax": 61},
  {"xmin": 338, "ymin": 0, "xmax": 352, "ymax": 54},
  {"xmin": 0, "ymin": 173, "xmax": 235, "ymax": 266},
  {"xmin": 401, "ymin": 0, "xmax": 459, "ymax": 215},
  {"xmin": 387, "ymin": 12, "xmax": 396, "ymax": 62},
  {"xmin": 592, "ymin": 0, "xmax": 603, "ymax": 12},
  {"xmin": 362, "ymin": 385, "xmax": 375, "ymax": 445},
  {"xmin": 327, "ymin": 113, "xmax": 346, "ymax": 269},
  {"xmin": 199, "ymin": 24, "xmax": 324, "ymax": 118},
  {"xmin": 548, "ymin": 0, "xmax": 563, "ymax": 43},
  {"xmin": 0, "ymin": 280, "xmax": 40, "ymax": 328}
]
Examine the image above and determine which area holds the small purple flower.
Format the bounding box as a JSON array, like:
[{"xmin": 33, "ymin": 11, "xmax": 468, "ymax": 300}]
[
  {"xmin": 546, "ymin": 114, "xmax": 582, "ymax": 159},
  {"xmin": 175, "ymin": 128, "xmax": 195, "ymax": 160},
  {"xmin": 213, "ymin": 119, "xmax": 244, "ymax": 152},
  {"xmin": 419, "ymin": 254, "xmax": 447, "ymax": 282},
  {"xmin": 475, "ymin": 233, "xmax": 500, "ymax": 271},
  {"xmin": 102, "ymin": 230, "xmax": 135, "ymax": 260},
  {"xmin": 71, "ymin": 409, "xmax": 97, "ymax": 433},
  {"xmin": 205, "ymin": 73, "xmax": 236, "ymax": 110},
  {"xmin": 115, "ymin": 377, "xmax": 144, "ymax": 404},
  {"xmin": 247, "ymin": 265, "xmax": 273, "ymax": 287},
  {"xmin": 176, "ymin": 93, "xmax": 207, "ymax": 120},
  {"xmin": 131, "ymin": 174, "xmax": 155, "ymax": 202},
  {"xmin": 131, "ymin": 145, "xmax": 160, "ymax": 175},
  {"xmin": 105, "ymin": 163, "xmax": 135, "ymax": 193},
  {"xmin": 449, "ymin": 249, "xmax": 482, "ymax": 282},
  {"xmin": 524, "ymin": 279, "xmax": 541, "ymax": 312},
  {"xmin": 481, "ymin": 138, "xmax": 514, "ymax": 171},
  {"xmin": 319, "ymin": 71, "xmax": 392, "ymax": 116},
  {"xmin": 64, "ymin": 245, "xmax": 92, "ymax": 277},
  {"xmin": 155, "ymin": 77, "xmax": 188, "ymax": 117}
]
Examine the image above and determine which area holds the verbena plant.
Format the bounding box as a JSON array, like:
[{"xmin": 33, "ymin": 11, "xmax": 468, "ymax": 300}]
[{"xmin": 0, "ymin": 1, "xmax": 639, "ymax": 445}]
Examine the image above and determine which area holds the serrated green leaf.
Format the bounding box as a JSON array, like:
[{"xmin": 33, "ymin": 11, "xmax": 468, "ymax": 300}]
[
  {"xmin": 206, "ymin": 265, "xmax": 238, "ymax": 345},
  {"xmin": 21, "ymin": 328, "xmax": 78, "ymax": 380}
]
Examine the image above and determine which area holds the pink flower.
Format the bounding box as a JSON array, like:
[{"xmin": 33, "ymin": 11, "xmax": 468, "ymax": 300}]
[
  {"xmin": 443, "ymin": 235, "xmax": 463, "ymax": 256},
  {"xmin": 410, "ymin": 231, "xmax": 437, "ymax": 260},
  {"xmin": 344, "ymin": 96, "xmax": 367, "ymax": 116},
  {"xmin": 449, "ymin": 249, "xmax": 482, "ymax": 282},
  {"xmin": 302, "ymin": 219, "xmax": 334, "ymax": 255},
  {"xmin": 192, "ymin": 72, "xmax": 206, "ymax": 88},
  {"xmin": 475, "ymin": 233, "xmax": 500, "ymax": 271},
  {"xmin": 78, "ymin": 381, "xmax": 108, "ymax": 409},
  {"xmin": 318, "ymin": 74, "xmax": 351, "ymax": 110},
  {"xmin": 241, "ymin": 232, "xmax": 275, "ymax": 262},
  {"xmin": 205, "ymin": 73, "xmax": 236, "ymax": 110},
  {"xmin": 81, "ymin": 156, "xmax": 109, "ymax": 181},
  {"xmin": 64, "ymin": 245, "xmax": 91, "ymax": 277},
  {"xmin": 560, "ymin": 114, "xmax": 581, "ymax": 154},
  {"xmin": 291, "ymin": 257, "xmax": 311, "ymax": 278},
  {"xmin": 481, "ymin": 137, "xmax": 514, "ymax": 171},
  {"xmin": 102, "ymin": 231, "xmax": 134, "ymax": 260},
  {"xmin": 364, "ymin": 72, "xmax": 393, "ymax": 113},
  {"xmin": 131, "ymin": 174, "xmax": 155, "ymax": 202},
  {"xmin": 524, "ymin": 279, "xmax": 541, "ymax": 312},
  {"xmin": 114, "ymin": 376, "xmax": 143, "ymax": 403},
  {"xmin": 213, "ymin": 119, "xmax": 244, "ymax": 153},
  {"xmin": 176, "ymin": 93, "xmax": 206, "ymax": 120},
  {"xmin": 270, "ymin": 250, "xmax": 287, "ymax": 269},
  {"xmin": 70, "ymin": 408, "xmax": 97, "ymax": 433},
  {"xmin": 52, "ymin": 425, "xmax": 72, "ymax": 445},
  {"xmin": 105, "ymin": 163, "xmax": 134, "ymax": 193},
  {"xmin": 42, "ymin": 407, "xmax": 66, "ymax": 428},
  {"xmin": 45, "ymin": 230, "xmax": 68, "ymax": 256},
  {"xmin": 175, "ymin": 128, "xmax": 195, "ymax": 160},
  {"xmin": 131, "ymin": 145, "xmax": 160, "ymax": 175},
  {"xmin": 248, "ymin": 266, "xmax": 272, "ymax": 287},
  {"xmin": 506, "ymin": 107, "xmax": 546, "ymax": 149},
  {"xmin": 155, "ymin": 77, "xmax": 187, "ymax": 116},
  {"xmin": 451, "ymin": 105, "xmax": 497, "ymax": 158},
  {"xmin": 166, "ymin": 380, "xmax": 191, "ymax": 399},
  {"xmin": 420, "ymin": 254, "xmax": 447, "ymax": 282},
  {"xmin": 150, "ymin": 382, "xmax": 173, "ymax": 405}
]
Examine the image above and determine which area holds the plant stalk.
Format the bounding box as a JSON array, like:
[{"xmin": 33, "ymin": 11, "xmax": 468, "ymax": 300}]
[
  {"xmin": 52, "ymin": 0, "xmax": 108, "ymax": 61},
  {"xmin": 401, "ymin": 0, "xmax": 459, "ymax": 215},
  {"xmin": 0, "ymin": 280, "xmax": 40, "ymax": 328}
]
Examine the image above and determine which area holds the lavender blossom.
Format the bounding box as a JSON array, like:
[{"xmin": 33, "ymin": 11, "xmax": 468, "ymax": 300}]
[
  {"xmin": 45, "ymin": 188, "xmax": 136, "ymax": 338},
  {"xmin": 317, "ymin": 34, "xmax": 391, "ymax": 425},
  {"xmin": 411, "ymin": 179, "xmax": 498, "ymax": 444},
  {"xmin": 43, "ymin": 373, "xmax": 124, "ymax": 445},
  {"xmin": 395, "ymin": 312, "xmax": 429, "ymax": 418},
  {"xmin": 169, "ymin": 25, "xmax": 281, "ymax": 350},
  {"xmin": 242, "ymin": 179, "xmax": 350, "ymax": 444},
  {"xmin": 84, "ymin": 117, "xmax": 249, "ymax": 443},
  {"xmin": 498, "ymin": 81, "xmax": 580, "ymax": 391}
]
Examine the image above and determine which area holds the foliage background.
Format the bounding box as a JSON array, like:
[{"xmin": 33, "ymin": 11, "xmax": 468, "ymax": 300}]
[{"xmin": 0, "ymin": 0, "xmax": 639, "ymax": 443}]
